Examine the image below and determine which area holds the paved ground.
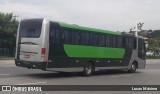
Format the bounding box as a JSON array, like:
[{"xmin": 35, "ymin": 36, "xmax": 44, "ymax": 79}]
[{"xmin": 0, "ymin": 59, "xmax": 160, "ymax": 94}]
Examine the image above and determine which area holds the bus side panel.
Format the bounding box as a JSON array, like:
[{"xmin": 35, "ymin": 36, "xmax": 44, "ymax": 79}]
[
  {"xmin": 47, "ymin": 44, "xmax": 133, "ymax": 68},
  {"xmin": 128, "ymin": 39, "xmax": 146, "ymax": 69},
  {"xmin": 129, "ymin": 49, "xmax": 146, "ymax": 69}
]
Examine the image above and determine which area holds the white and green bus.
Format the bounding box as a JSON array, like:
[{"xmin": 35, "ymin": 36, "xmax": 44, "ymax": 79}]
[{"xmin": 15, "ymin": 18, "xmax": 146, "ymax": 76}]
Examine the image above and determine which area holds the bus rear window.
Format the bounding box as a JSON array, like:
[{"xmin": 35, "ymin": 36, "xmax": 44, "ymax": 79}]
[{"xmin": 19, "ymin": 19, "xmax": 43, "ymax": 38}]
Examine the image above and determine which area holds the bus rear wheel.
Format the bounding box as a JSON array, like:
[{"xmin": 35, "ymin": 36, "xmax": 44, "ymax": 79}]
[
  {"xmin": 83, "ymin": 62, "xmax": 94, "ymax": 76},
  {"xmin": 128, "ymin": 62, "xmax": 137, "ymax": 73}
]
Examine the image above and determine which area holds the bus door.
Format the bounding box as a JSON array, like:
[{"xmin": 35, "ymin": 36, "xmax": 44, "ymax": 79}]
[{"xmin": 138, "ymin": 38, "xmax": 146, "ymax": 60}]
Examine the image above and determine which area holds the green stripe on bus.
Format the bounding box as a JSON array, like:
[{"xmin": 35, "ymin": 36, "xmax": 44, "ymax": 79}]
[
  {"xmin": 64, "ymin": 44, "xmax": 125, "ymax": 58},
  {"xmin": 59, "ymin": 22, "xmax": 121, "ymax": 35}
]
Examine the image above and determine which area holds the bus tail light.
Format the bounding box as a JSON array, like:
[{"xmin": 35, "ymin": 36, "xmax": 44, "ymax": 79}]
[{"xmin": 41, "ymin": 48, "xmax": 46, "ymax": 60}]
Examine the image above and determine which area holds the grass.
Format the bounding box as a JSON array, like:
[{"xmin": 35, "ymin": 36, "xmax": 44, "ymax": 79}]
[
  {"xmin": 0, "ymin": 56, "xmax": 14, "ymax": 60},
  {"xmin": 146, "ymin": 56, "xmax": 160, "ymax": 59}
]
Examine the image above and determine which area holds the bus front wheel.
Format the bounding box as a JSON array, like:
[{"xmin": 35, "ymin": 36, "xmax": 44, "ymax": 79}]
[
  {"xmin": 128, "ymin": 62, "xmax": 137, "ymax": 73},
  {"xmin": 83, "ymin": 62, "xmax": 94, "ymax": 76}
]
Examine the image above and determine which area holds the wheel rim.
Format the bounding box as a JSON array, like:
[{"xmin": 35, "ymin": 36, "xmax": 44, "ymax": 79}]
[
  {"xmin": 131, "ymin": 64, "xmax": 136, "ymax": 71},
  {"xmin": 85, "ymin": 65, "xmax": 92, "ymax": 74}
]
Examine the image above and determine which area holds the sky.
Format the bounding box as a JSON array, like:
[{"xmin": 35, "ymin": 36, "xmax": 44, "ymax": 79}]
[{"xmin": 0, "ymin": 0, "xmax": 159, "ymax": 32}]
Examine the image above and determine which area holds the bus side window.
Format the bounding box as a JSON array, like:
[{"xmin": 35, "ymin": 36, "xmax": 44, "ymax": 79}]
[
  {"xmin": 94, "ymin": 33, "xmax": 98, "ymax": 46},
  {"xmin": 50, "ymin": 28, "xmax": 65, "ymax": 43},
  {"xmin": 58, "ymin": 29, "xmax": 64, "ymax": 43},
  {"xmin": 72, "ymin": 30, "xmax": 79, "ymax": 44},
  {"xmin": 129, "ymin": 38, "xmax": 134, "ymax": 49},
  {"xmin": 134, "ymin": 38, "xmax": 137, "ymax": 49},
  {"xmin": 78, "ymin": 31, "xmax": 82, "ymax": 44},
  {"xmin": 81, "ymin": 31, "xmax": 89, "ymax": 45},
  {"xmin": 64, "ymin": 29, "xmax": 68, "ymax": 43},
  {"xmin": 109, "ymin": 35, "xmax": 113, "ymax": 47},
  {"xmin": 126, "ymin": 38, "xmax": 130, "ymax": 48},
  {"xmin": 114, "ymin": 36, "xmax": 117, "ymax": 47},
  {"xmin": 50, "ymin": 29, "xmax": 54, "ymax": 43},
  {"xmin": 99, "ymin": 34, "xmax": 105, "ymax": 47},
  {"xmin": 95, "ymin": 33, "xmax": 99, "ymax": 46},
  {"xmin": 122, "ymin": 37, "xmax": 126, "ymax": 48},
  {"xmin": 89, "ymin": 32, "xmax": 95, "ymax": 46},
  {"xmin": 113, "ymin": 35, "xmax": 116, "ymax": 47},
  {"xmin": 105, "ymin": 34, "xmax": 109, "ymax": 47},
  {"xmin": 117, "ymin": 36, "xmax": 122, "ymax": 48},
  {"xmin": 86, "ymin": 31, "xmax": 90, "ymax": 45},
  {"xmin": 50, "ymin": 28, "xmax": 59, "ymax": 43},
  {"xmin": 64, "ymin": 29, "xmax": 72, "ymax": 44}
]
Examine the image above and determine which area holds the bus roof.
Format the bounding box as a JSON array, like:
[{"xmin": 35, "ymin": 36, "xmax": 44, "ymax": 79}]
[{"xmin": 58, "ymin": 22, "xmax": 121, "ymax": 35}]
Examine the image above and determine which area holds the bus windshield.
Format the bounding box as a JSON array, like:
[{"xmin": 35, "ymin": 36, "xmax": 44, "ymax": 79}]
[{"xmin": 19, "ymin": 19, "xmax": 43, "ymax": 38}]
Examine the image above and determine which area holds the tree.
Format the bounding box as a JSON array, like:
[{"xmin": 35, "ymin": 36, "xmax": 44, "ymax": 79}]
[
  {"xmin": 151, "ymin": 30, "xmax": 160, "ymax": 38},
  {"xmin": 0, "ymin": 13, "xmax": 19, "ymax": 56},
  {"xmin": 147, "ymin": 38, "xmax": 160, "ymax": 57}
]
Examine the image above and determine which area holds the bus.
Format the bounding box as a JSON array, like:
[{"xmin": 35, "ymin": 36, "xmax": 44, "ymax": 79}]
[{"xmin": 15, "ymin": 18, "xmax": 146, "ymax": 76}]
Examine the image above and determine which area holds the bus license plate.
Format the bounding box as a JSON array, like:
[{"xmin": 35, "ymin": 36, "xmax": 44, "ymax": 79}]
[{"xmin": 24, "ymin": 54, "xmax": 30, "ymax": 58}]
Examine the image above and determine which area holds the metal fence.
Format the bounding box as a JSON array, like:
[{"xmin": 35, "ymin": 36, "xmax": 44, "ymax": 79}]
[{"xmin": 0, "ymin": 48, "xmax": 14, "ymax": 60}]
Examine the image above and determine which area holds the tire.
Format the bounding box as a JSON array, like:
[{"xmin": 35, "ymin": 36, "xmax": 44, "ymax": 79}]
[
  {"xmin": 128, "ymin": 62, "xmax": 137, "ymax": 73},
  {"xmin": 83, "ymin": 62, "xmax": 94, "ymax": 76}
]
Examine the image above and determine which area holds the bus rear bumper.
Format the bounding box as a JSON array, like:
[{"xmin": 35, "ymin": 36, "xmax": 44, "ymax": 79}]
[{"xmin": 15, "ymin": 59, "xmax": 47, "ymax": 70}]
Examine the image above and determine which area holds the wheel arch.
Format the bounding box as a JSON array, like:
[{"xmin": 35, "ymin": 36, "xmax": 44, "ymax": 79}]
[
  {"xmin": 132, "ymin": 60, "xmax": 138, "ymax": 68},
  {"xmin": 88, "ymin": 60, "xmax": 95, "ymax": 70}
]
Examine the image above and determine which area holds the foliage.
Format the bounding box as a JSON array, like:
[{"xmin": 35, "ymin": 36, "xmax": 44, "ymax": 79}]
[
  {"xmin": 147, "ymin": 38, "xmax": 160, "ymax": 57},
  {"xmin": 0, "ymin": 12, "xmax": 19, "ymax": 56},
  {"xmin": 151, "ymin": 30, "xmax": 160, "ymax": 38}
]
